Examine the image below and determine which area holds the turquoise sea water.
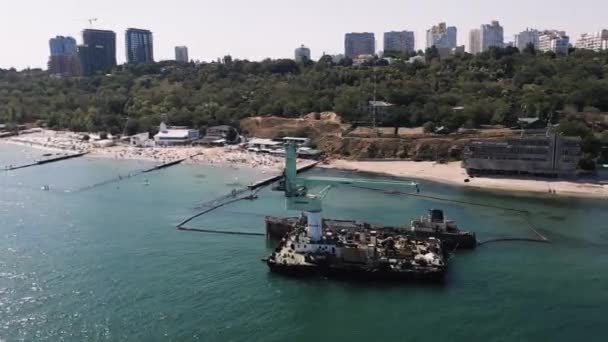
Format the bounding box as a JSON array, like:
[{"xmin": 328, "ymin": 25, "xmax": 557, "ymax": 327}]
[{"xmin": 1, "ymin": 143, "xmax": 608, "ymax": 342}]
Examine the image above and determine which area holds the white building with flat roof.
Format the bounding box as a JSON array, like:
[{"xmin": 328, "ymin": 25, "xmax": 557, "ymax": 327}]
[
  {"xmin": 279, "ymin": 137, "xmax": 311, "ymax": 147},
  {"xmin": 538, "ymin": 30, "xmax": 569, "ymax": 54},
  {"xmin": 247, "ymin": 138, "xmax": 282, "ymax": 153},
  {"xmin": 154, "ymin": 122, "xmax": 199, "ymax": 146},
  {"xmin": 575, "ymin": 30, "xmax": 608, "ymax": 51},
  {"xmin": 468, "ymin": 29, "xmax": 481, "ymax": 54}
]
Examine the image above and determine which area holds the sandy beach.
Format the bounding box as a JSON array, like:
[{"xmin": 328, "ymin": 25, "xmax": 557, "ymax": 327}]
[
  {"xmin": 1, "ymin": 130, "xmax": 293, "ymax": 172},
  {"xmin": 3, "ymin": 129, "xmax": 607, "ymax": 198},
  {"xmin": 323, "ymin": 159, "xmax": 608, "ymax": 199}
]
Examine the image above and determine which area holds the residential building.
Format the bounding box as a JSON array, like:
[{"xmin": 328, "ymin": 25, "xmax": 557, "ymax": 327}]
[
  {"xmin": 175, "ymin": 46, "xmax": 189, "ymax": 63},
  {"xmin": 197, "ymin": 125, "xmax": 240, "ymax": 146},
  {"xmin": 538, "ymin": 30, "xmax": 569, "ymax": 54},
  {"xmin": 345, "ymin": 32, "xmax": 375, "ymax": 58},
  {"xmin": 463, "ymin": 132, "xmax": 581, "ymax": 176},
  {"xmin": 426, "ymin": 22, "xmax": 457, "ymax": 49},
  {"xmin": 48, "ymin": 54, "xmax": 81, "ymax": 76},
  {"xmin": 78, "ymin": 29, "xmax": 116, "ymax": 76},
  {"xmin": 383, "ymin": 30, "xmax": 415, "ymax": 54},
  {"xmin": 295, "ymin": 45, "xmax": 311, "ymax": 62},
  {"xmin": 48, "ymin": 36, "xmax": 79, "ymax": 76},
  {"xmin": 468, "ymin": 29, "xmax": 481, "ymax": 54},
  {"xmin": 515, "ymin": 28, "xmax": 540, "ymax": 50},
  {"xmin": 49, "ymin": 36, "xmax": 77, "ymax": 56},
  {"xmin": 277, "ymin": 137, "xmax": 311, "ymax": 148},
  {"xmin": 130, "ymin": 133, "xmax": 154, "ymax": 147},
  {"xmin": 247, "ymin": 138, "xmax": 283, "ymax": 153},
  {"xmin": 126, "ymin": 28, "xmax": 154, "ymax": 64},
  {"xmin": 480, "ymin": 21, "xmax": 504, "ymax": 52},
  {"xmin": 575, "ymin": 30, "xmax": 608, "ymax": 51},
  {"xmin": 154, "ymin": 122, "xmax": 200, "ymax": 146}
]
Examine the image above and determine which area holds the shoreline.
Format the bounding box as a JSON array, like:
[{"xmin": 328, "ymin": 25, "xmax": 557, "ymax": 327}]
[
  {"xmin": 0, "ymin": 136, "xmax": 288, "ymax": 173},
  {"xmin": 3, "ymin": 130, "xmax": 606, "ymax": 199},
  {"xmin": 321, "ymin": 160, "xmax": 608, "ymax": 199}
]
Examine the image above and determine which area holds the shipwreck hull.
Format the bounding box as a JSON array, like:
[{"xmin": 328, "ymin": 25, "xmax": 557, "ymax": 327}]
[
  {"xmin": 265, "ymin": 216, "xmax": 301, "ymax": 239},
  {"xmin": 411, "ymin": 231, "xmax": 477, "ymax": 250},
  {"xmin": 265, "ymin": 216, "xmax": 477, "ymax": 250},
  {"xmin": 267, "ymin": 261, "xmax": 446, "ymax": 283}
]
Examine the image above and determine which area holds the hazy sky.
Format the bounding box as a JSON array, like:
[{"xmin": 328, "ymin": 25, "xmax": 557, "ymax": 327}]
[{"xmin": 1, "ymin": 0, "xmax": 606, "ymax": 69}]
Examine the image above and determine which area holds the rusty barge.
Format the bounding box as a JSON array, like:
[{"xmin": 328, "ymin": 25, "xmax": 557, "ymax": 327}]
[
  {"xmin": 266, "ymin": 226, "xmax": 447, "ymax": 282},
  {"xmin": 265, "ymin": 209, "xmax": 477, "ymax": 250}
]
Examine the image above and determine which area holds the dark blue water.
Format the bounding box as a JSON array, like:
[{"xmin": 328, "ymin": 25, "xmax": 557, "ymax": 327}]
[{"xmin": 1, "ymin": 143, "xmax": 607, "ymax": 341}]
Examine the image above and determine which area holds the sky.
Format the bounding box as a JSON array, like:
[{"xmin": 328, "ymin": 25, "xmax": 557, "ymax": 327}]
[{"xmin": 0, "ymin": 0, "xmax": 606, "ymax": 70}]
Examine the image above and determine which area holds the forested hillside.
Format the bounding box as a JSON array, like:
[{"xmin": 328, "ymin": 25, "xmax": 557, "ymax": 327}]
[{"xmin": 1, "ymin": 47, "xmax": 608, "ymax": 144}]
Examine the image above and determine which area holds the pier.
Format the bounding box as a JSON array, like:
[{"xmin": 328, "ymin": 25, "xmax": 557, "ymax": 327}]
[
  {"xmin": 142, "ymin": 158, "xmax": 187, "ymax": 173},
  {"xmin": 75, "ymin": 158, "xmax": 189, "ymax": 192},
  {"xmin": 177, "ymin": 191, "xmax": 260, "ymax": 228},
  {"xmin": 248, "ymin": 161, "xmax": 319, "ymax": 190},
  {"xmin": 177, "ymin": 226, "xmax": 265, "ymax": 237},
  {"xmin": 4, "ymin": 152, "xmax": 88, "ymax": 171},
  {"xmin": 177, "ymin": 161, "xmax": 319, "ymax": 236}
]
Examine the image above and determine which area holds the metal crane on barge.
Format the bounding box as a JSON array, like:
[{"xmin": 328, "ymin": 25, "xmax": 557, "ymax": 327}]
[{"xmin": 279, "ymin": 143, "xmax": 419, "ymax": 242}]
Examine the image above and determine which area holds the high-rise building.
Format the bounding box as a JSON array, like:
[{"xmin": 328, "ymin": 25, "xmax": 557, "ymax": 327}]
[
  {"xmin": 514, "ymin": 28, "xmax": 540, "ymax": 51},
  {"xmin": 383, "ymin": 30, "xmax": 415, "ymax": 54},
  {"xmin": 480, "ymin": 21, "xmax": 504, "ymax": 52},
  {"xmin": 468, "ymin": 29, "xmax": 481, "ymax": 54},
  {"xmin": 126, "ymin": 28, "xmax": 154, "ymax": 64},
  {"xmin": 538, "ymin": 30, "xmax": 570, "ymax": 54},
  {"xmin": 426, "ymin": 22, "xmax": 457, "ymax": 49},
  {"xmin": 78, "ymin": 29, "xmax": 116, "ymax": 76},
  {"xmin": 48, "ymin": 36, "xmax": 79, "ymax": 76},
  {"xmin": 175, "ymin": 46, "xmax": 189, "ymax": 63},
  {"xmin": 575, "ymin": 30, "xmax": 608, "ymax": 51},
  {"xmin": 344, "ymin": 32, "xmax": 375, "ymax": 58},
  {"xmin": 49, "ymin": 36, "xmax": 77, "ymax": 56},
  {"xmin": 294, "ymin": 45, "xmax": 311, "ymax": 62}
]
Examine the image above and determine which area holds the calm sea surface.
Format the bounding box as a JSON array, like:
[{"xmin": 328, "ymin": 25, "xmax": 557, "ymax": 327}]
[{"xmin": 1, "ymin": 143, "xmax": 607, "ymax": 342}]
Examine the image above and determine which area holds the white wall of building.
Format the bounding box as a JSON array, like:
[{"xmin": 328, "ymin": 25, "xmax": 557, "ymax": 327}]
[
  {"xmin": 468, "ymin": 29, "xmax": 481, "ymax": 54},
  {"xmin": 538, "ymin": 30, "xmax": 569, "ymax": 54},
  {"xmin": 575, "ymin": 30, "xmax": 608, "ymax": 51}
]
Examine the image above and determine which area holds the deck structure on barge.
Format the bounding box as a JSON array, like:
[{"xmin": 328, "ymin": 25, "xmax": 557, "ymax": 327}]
[
  {"xmin": 266, "ymin": 227, "xmax": 446, "ymax": 282},
  {"xmin": 265, "ymin": 209, "xmax": 477, "ymax": 250}
]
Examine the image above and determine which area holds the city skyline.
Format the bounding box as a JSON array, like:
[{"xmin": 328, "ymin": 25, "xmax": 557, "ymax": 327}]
[{"xmin": 1, "ymin": 0, "xmax": 607, "ymax": 69}]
